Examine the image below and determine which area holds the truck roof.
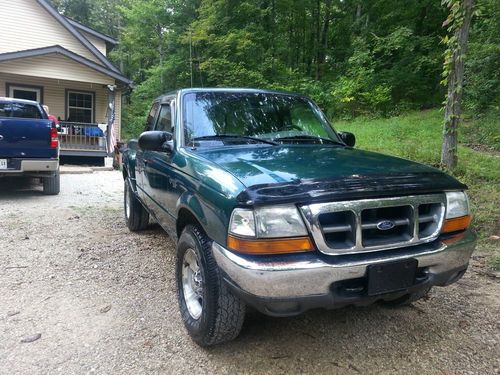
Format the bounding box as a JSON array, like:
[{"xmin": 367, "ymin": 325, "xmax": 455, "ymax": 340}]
[
  {"xmin": 154, "ymin": 87, "xmax": 304, "ymax": 103},
  {"xmin": 0, "ymin": 97, "xmax": 41, "ymax": 105}
]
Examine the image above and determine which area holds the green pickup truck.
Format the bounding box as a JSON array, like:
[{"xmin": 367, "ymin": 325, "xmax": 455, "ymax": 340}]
[{"xmin": 122, "ymin": 88, "xmax": 476, "ymax": 346}]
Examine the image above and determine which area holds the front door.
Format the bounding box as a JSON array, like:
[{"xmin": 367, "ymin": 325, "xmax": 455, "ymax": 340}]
[
  {"xmin": 142, "ymin": 101, "xmax": 178, "ymax": 235},
  {"xmin": 136, "ymin": 101, "xmax": 160, "ymax": 203},
  {"xmin": 9, "ymin": 85, "xmax": 41, "ymax": 102}
]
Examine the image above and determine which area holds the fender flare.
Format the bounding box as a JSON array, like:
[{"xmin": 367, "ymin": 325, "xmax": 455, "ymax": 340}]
[{"xmin": 176, "ymin": 191, "xmax": 209, "ymax": 237}]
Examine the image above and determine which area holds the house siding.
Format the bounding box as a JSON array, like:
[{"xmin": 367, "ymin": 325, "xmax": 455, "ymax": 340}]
[
  {"xmin": 0, "ymin": 54, "xmax": 115, "ymax": 85},
  {"xmin": 0, "ymin": 72, "xmax": 121, "ymax": 133},
  {"xmin": 0, "ymin": 0, "xmax": 102, "ymax": 65},
  {"xmin": 81, "ymin": 31, "xmax": 107, "ymax": 56}
]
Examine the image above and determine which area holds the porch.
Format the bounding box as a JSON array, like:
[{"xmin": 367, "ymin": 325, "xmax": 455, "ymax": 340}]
[
  {"xmin": 58, "ymin": 121, "xmax": 108, "ymax": 157},
  {"xmin": 0, "ymin": 69, "xmax": 122, "ymax": 160}
]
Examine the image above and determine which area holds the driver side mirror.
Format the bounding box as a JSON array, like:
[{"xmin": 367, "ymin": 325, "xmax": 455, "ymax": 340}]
[
  {"xmin": 338, "ymin": 131, "xmax": 356, "ymax": 147},
  {"xmin": 138, "ymin": 131, "xmax": 173, "ymax": 152}
]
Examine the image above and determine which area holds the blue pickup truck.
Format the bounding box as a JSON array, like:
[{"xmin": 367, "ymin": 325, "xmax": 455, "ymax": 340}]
[{"xmin": 0, "ymin": 97, "xmax": 60, "ymax": 194}]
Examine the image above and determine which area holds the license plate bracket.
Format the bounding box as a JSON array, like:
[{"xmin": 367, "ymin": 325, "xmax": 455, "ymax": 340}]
[
  {"xmin": 0, "ymin": 159, "xmax": 7, "ymax": 170},
  {"xmin": 367, "ymin": 259, "xmax": 418, "ymax": 296}
]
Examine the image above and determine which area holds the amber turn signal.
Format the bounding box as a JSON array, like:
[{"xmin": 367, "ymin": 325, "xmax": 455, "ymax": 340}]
[
  {"xmin": 227, "ymin": 235, "xmax": 315, "ymax": 255},
  {"xmin": 442, "ymin": 215, "xmax": 472, "ymax": 234}
]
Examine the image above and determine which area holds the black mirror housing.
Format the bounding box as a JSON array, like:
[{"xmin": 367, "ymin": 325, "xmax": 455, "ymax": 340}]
[
  {"xmin": 338, "ymin": 131, "xmax": 356, "ymax": 147},
  {"xmin": 138, "ymin": 131, "xmax": 173, "ymax": 152}
]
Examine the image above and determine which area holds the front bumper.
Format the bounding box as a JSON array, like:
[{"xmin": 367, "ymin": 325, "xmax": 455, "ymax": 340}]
[{"xmin": 212, "ymin": 230, "xmax": 476, "ymax": 316}]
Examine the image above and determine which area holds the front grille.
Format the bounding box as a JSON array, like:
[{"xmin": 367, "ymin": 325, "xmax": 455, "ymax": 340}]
[{"xmin": 300, "ymin": 194, "xmax": 445, "ymax": 255}]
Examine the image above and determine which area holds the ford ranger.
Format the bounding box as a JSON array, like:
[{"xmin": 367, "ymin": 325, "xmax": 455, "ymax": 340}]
[
  {"xmin": 122, "ymin": 88, "xmax": 476, "ymax": 346},
  {"xmin": 0, "ymin": 97, "xmax": 60, "ymax": 194}
]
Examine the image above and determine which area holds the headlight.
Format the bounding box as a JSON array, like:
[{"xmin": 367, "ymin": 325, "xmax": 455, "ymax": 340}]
[
  {"xmin": 255, "ymin": 206, "xmax": 308, "ymax": 238},
  {"xmin": 229, "ymin": 205, "xmax": 307, "ymax": 238},
  {"xmin": 445, "ymin": 191, "xmax": 470, "ymax": 219},
  {"xmin": 442, "ymin": 191, "xmax": 472, "ymax": 234},
  {"xmin": 228, "ymin": 205, "xmax": 313, "ymax": 255}
]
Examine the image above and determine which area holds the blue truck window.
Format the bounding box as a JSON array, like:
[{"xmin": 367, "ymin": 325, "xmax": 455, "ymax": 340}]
[{"xmin": 0, "ymin": 102, "xmax": 41, "ymax": 119}]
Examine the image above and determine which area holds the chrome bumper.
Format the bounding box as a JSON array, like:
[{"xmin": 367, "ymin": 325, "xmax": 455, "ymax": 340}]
[
  {"xmin": 0, "ymin": 159, "xmax": 59, "ymax": 174},
  {"xmin": 212, "ymin": 231, "xmax": 476, "ymax": 301}
]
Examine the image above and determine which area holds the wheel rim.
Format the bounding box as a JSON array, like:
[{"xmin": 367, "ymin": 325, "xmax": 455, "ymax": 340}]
[
  {"xmin": 181, "ymin": 248, "xmax": 203, "ymax": 319},
  {"xmin": 125, "ymin": 182, "xmax": 131, "ymax": 220}
]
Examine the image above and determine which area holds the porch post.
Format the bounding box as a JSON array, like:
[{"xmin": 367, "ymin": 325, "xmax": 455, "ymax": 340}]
[{"xmin": 106, "ymin": 85, "xmax": 117, "ymax": 156}]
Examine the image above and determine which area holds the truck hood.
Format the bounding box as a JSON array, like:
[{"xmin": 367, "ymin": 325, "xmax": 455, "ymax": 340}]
[{"xmin": 195, "ymin": 145, "xmax": 466, "ymax": 204}]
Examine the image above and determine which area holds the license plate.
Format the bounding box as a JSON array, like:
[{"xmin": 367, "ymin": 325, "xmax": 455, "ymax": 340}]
[
  {"xmin": 367, "ymin": 259, "xmax": 417, "ymax": 296},
  {"xmin": 0, "ymin": 159, "xmax": 7, "ymax": 169}
]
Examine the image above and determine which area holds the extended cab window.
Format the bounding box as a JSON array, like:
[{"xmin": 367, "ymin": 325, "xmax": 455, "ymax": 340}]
[
  {"xmin": 145, "ymin": 102, "xmax": 160, "ymax": 131},
  {"xmin": 155, "ymin": 104, "xmax": 172, "ymax": 133},
  {"xmin": 0, "ymin": 103, "xmax": 42, "ymax": 119}
]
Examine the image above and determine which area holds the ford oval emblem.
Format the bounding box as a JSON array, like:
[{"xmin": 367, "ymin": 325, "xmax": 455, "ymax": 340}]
[{"xmin": 377, "ymin": 220, "xmax": 395, "ymax": 231}]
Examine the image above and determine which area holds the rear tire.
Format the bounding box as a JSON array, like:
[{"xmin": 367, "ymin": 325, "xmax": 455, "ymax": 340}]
[
  {"xmin": 176, "ymin": 225, "xmax": 246, "ymax": 346},
  {"xmin": 42, "ymin": 170, "xmax": 60, "ymax": 195},
  {"xmin": 124, "ymin": 178, "xmax": 149, "ymax": 231},
  {"xmin": 382, "ymin": 287, "xmax": 432, "ymax": 307}
]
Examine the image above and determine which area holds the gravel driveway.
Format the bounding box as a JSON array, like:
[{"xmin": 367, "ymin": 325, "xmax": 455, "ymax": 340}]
[{"xmin": 0, "ymin": 171, "xmax": 498, "ymax": 375}]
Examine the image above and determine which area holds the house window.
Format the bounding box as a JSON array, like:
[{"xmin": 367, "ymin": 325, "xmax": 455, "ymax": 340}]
[
  {"xmin": 67, "ymin": 91, "xmax": 94, "ymax": 123},
  {"xmin": 9, "ymin": 85, "xmax": 41, "ymax": 102}
]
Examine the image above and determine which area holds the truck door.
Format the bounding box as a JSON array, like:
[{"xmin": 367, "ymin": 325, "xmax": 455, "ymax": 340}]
[
  {"xmin": 142, "ymin": 101, "xmax": 178, "ymax": 233},
  {"xmin": 136, "ymin": 101, "xmax": 160, "ymax": 202}
]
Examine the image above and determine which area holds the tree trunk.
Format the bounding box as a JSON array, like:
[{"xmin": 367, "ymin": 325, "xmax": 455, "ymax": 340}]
[
  {"xmin": 156, "ymin": 24, "xmax": 164, "ymax": 87},
  {"xmin": 317, "ymin": 0, "xmax": 332, "ymax": 80},
  {"xmin": 441, "ymin": 0, "xmax": 474, "ymax": 169}
]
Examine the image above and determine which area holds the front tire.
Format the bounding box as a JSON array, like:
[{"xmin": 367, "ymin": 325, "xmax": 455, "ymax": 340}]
[
  {"xmin": 176, "ymin": 225, "xmax": 246, "ymax": 346},
  {"xmin": 124, "ymin": 178, "xmax": 149, "ymax": 231}
]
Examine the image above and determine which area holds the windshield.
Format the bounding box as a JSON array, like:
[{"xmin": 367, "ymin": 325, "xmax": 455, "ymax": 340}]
[{"xmin": 183, "ymin": 92, "xmax": 341, "ymax": 147}]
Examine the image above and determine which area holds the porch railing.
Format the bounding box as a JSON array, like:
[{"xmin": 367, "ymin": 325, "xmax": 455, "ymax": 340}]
[{"xmin": 58, "ymin": 121, "xmax": 107, "ymax": 153}]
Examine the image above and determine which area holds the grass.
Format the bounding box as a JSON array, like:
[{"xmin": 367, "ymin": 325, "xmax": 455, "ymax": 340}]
[{"xmin": 335, "ymin": 109, "xmax": 500, "ymax": 271}]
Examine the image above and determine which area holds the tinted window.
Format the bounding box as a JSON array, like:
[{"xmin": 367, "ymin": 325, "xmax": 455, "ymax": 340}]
[
  {"xmin": 145, "ymin": 102, "xmax": 160, "ymax": 131},
  {"xmin": 0, "ymin": 103, "xmax": 12, "ymax": 117},
  {"xmin": 155, "ymin": 104, "xmax": 172, "ymax": 132},
  {"xmin": 0, "ymin": 102, "xmax": 42, "ymax": 118},
  {"xmin": 183, "ymin": 92, "xmax": 338, "ymax": 146}
]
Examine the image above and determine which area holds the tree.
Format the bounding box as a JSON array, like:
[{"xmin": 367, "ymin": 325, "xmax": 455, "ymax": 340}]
[
  {"xmin": 50, "ymin": 0, "xmax": 92, "ymax": 24},
  {"xmin": 441, "ymin": 0, "xmax": 475, "ymax": 169}
]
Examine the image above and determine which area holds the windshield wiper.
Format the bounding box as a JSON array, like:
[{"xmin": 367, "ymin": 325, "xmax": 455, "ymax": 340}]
[
  {"xmin": 273, "ymin": 135, "xmax": 345, "ymax": 146},
  {"xmin": 192, "ymin": 134, "xmax": 278, "ymax": 146}
]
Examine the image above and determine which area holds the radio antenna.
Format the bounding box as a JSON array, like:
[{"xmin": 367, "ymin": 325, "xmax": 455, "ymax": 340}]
[{"xmin": 189, "ymin": 32, "xmax": 194, "ymax": 88}]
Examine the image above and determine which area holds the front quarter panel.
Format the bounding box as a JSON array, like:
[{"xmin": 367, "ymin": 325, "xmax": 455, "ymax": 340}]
[{"xmin": 175, "ymin": 148, "xmax": 246, "ymax": 245}]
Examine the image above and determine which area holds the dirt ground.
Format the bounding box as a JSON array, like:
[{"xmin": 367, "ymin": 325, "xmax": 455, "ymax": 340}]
[{"xmin": 0, "ymin": 171, "xmax": 498, "ymax": 375}]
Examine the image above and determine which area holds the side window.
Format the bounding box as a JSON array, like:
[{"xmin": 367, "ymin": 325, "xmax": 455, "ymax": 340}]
[
  {"xmin": 11, "ymin": 103, "xmax": 42, "ymax": 119},
  {"xmin": 154, "ymin": 104, "xmax": 172, "ymax": 133},
  {"xmin": 0, "ymin": 103, "xmax": 12, "ymax": 117},
  {"xmin": 145, "ymin": 102, "xmax": 160, "ymax": 131}
]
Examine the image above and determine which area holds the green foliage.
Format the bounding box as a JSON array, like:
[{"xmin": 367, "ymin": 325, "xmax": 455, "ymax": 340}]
[
  {"xmin": 115, "ymin": 0, "xmax": 455, "ymax": 135},
  {"xmin": 51, "ymin": 0, "xmax": 497, "ymax": 139},
  {"xmin": 49, "ymin": 0, "xmax": 122, "ymax": 37},
  {"xmin": 461, "ymin": 110, "xmax": 500, "ymax": 151},
  {"xmin": 464, "ymin": 0, "xmax": 500, "ymax": 112}
]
